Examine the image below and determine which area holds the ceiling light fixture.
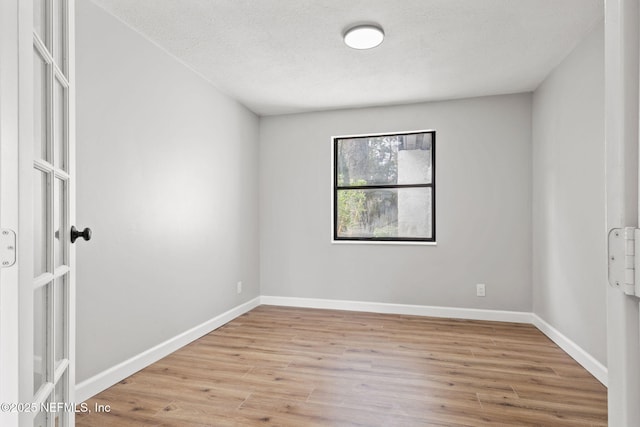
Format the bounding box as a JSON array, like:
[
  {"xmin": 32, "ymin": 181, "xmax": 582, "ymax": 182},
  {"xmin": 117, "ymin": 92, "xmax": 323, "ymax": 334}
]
[{"xmin": 343, "ymin": 24, "xmax": 384, "ymax": 50}]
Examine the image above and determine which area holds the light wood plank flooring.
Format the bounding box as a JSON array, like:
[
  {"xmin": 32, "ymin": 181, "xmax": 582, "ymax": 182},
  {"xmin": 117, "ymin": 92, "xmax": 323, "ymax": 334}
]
[{"xmin": 76, "ymin": 305, "xmax": 607, "ymax": 426}]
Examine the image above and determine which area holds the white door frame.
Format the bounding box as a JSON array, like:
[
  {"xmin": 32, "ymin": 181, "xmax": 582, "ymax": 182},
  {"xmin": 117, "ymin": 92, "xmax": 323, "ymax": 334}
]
[
  {"xmin": 0, "ymin": 0, "xmax": 23, "ymax": 426},
  {"xmin": 605, "ymin": 0, "xmax": 640, "ymax": 425}
]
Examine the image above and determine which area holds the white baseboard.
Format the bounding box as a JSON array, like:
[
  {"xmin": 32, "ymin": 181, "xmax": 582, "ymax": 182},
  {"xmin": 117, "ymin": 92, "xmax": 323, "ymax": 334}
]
[
  {"xmin": 75, "ymin": 297, "xmax": 260, "ymax": 402},
  {"xmin": 260, "ymin": 295, "xmax": 532, "ymax": 323},
  {"xmin": 76, "ymin": 295, "xmax": 607, "ymax": 402},
  {"xmin": 260, "ymin": 295, "xmax": 607, "ymax": 386},
  {"xmin": 531, "ymin": 314, "xmax": 608, "ymax": 386}
]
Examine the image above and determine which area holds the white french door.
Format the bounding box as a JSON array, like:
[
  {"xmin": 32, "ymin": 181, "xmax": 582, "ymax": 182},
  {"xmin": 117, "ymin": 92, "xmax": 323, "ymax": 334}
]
[
  {"xmin": 605, "ymin": 0, "xmax": 640, "ymax": 425},
  {"xmin": 0, "ymin": 1, "xmax": 22, "ymax": 426},
  {"xmin": 30, "ymin": 0, "xmax": 77, "ymax": 425},
  {"xmin": 0, "ymin": 0, "xmax": 77, "ymax": 426}
]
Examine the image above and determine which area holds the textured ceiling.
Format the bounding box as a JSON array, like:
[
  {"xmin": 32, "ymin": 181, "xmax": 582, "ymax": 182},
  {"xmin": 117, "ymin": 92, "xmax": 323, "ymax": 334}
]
[{"xmin": 90, "ymin": 0, "xmax": 603, "ymax": 116}]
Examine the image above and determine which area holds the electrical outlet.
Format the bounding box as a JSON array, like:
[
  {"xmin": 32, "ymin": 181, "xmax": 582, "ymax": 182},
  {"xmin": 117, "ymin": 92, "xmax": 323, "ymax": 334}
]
[
  {"xmin": 476, "ymin": 283, "xmax": 486, "ymax": 297},
  {"xmin": 236, "ymin": 281, "xmax": 242, "ymax": 294}
]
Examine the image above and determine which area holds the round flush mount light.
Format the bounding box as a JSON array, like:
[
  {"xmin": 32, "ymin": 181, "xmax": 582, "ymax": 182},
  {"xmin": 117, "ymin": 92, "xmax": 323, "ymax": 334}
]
[{"xmin": 343, "ymin": 25, "xmax": 385, "ymax": 50}]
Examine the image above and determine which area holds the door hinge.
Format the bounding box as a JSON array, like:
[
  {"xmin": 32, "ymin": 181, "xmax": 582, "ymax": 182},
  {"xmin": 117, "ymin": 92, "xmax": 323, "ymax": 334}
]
[
  {"xmin": 608, "ymin": 227, "xmax": 640, "ymax": 296},
  {"xmin": 0, "ymin": 229, "xmax": 16, "ymax": 268}
]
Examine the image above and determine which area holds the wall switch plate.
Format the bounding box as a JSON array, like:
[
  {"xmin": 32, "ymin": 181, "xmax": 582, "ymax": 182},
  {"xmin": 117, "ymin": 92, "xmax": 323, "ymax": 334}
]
[
  {"xmin": 476, "ymin": 283, "xmax": 486, "ymax": 297},
  {"xmin": 237, "ymin": 281, "xmax": 242, "ymax": 294}
]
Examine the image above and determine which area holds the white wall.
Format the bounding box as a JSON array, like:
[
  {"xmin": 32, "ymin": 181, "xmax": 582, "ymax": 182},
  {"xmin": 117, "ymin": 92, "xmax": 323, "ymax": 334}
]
[
  {"xmin": 532, "ymin": 22, "xmax": 606, "ymax": 365},
  {"xmin": 260, "ymin": 94, "xmax": 532, "ymax": 311},
  {"xmin": 75, "ymin": 0, "xmax": 260, "ymax": 383}
]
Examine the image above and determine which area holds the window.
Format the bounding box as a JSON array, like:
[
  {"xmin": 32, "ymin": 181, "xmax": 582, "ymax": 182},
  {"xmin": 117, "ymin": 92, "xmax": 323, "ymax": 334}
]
[{"xmin": 333, "ymin": 130, "xmax": 436, "ymax": 243}]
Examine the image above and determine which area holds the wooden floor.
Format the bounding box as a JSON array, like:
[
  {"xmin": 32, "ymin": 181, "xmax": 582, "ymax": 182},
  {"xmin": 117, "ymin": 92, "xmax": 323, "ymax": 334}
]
[{"xmin": 77, "ymin": 305, "xmax": 607, "ymax": 426}]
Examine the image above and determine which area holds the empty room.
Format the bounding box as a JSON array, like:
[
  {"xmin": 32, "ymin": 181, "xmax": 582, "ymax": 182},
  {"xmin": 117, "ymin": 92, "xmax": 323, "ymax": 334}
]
[{"xmin": 2, "ymin": 0, "xmax": 640, "ymax": 426}]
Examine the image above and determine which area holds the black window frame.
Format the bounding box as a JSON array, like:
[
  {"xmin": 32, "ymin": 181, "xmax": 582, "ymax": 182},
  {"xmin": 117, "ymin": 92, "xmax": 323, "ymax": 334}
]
[{"xmin": 332, "ymin": 130, "xmax": 436, "ymax": 243}]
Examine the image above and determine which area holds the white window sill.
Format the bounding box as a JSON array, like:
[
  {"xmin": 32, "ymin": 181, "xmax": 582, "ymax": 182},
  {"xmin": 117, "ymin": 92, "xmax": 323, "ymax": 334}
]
[{"xmin": 331, "ymin": 240, "xmax": 437, "ymax": 246}]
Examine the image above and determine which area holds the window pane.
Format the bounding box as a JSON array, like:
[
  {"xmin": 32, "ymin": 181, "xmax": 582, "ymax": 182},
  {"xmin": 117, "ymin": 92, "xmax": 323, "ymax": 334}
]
[
  {"xmin": 336, "ymin": 187, "xmax": 432, "ymax": 239},
  {"xmin": 337, "ymin": 133, "xmax": 432, "ymax": 186},
  {"xmin": 54, "ymin": 372, "xmax": 67, "ymax": 427},
  {"xmin": 34, "ymin": 169, "xmax": 48, "ymax": 277},
  {"xmin": 34, "ymin": 283, "xmax": 49, "ymax": 394},
  {"xmin": 54, "ymin": 78, "xmax": 67, "ymax": 170},
  {"xmin": 398, "ymin": 187, "xmax": 432, "ymax": 238},
  {"xmin": 34, "ymin": 409, "xmax": 47, "ymax": 427},
  {"xmin": 54, "ymin": 178, "xmax": 65, "ymax": 268},
  {"xmin": 34, "ymin": 49, "xmax": 49, "ymax": 162},
  {"xmin": 53, "ymin": 0, "xmax": 67, "ymax": 75},
  {"xmin": 398, "ymin": 135, "xmax": 432, "ymax": 185},
  {"xmin": 54, "ymin": 275, "xmax": 66, "ymax": 365}
]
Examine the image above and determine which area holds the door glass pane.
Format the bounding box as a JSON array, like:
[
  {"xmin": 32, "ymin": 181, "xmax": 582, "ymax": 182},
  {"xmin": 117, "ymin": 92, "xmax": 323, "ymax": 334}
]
[
  {"xmin": 54, "ymin": 178, "xmax": 65, "ymax": 268},
  {"xmin": 33, "ymin": 0, "xmax": 47, "ymax": 46},
  {"xmin": 54, "ymin": 78, "xmax": 66, "ymax": 170},
  {"xmin": 54, "ymin": 276, "xmax": 66, "ymax": 365},
  {"xmin": 34, "ymin": 49, "xmax": 48, "ymax": 162},
  {"xmin": 34, "ymin": 284, "xmax": 49, "ymax": 394},
  {"xmin": 34, "ymin": 170, "xmax": 48, "ymax": 277},
  {"xmin": 54, "ymin": 373, "xmax": 67, "ymax": 427},
  {"xmin": 33, "ymin": 409, "xmax": 47, "ymax": 427},
  {"xmin": 53, "ymin": 0, "xmax": 66, "ymax": 75}
]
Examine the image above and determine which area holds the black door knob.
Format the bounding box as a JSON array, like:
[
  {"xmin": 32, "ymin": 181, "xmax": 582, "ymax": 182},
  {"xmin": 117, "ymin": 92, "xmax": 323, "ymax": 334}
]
[{"xmin": 71, "ymin": 226, "xmax": 92, "ymax": 243}]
